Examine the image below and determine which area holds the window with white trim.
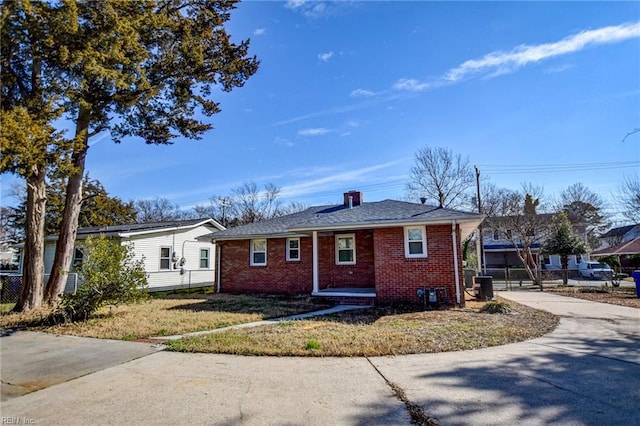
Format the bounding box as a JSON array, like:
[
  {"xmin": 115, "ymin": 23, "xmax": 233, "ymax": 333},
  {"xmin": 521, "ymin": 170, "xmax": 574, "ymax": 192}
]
[
  {"xmin": 404, "ymin": 226, "xmax": 427, "ymax": 258},
  {"xmin": 160, "ymin": 247, "xmax": 172, "ymax": 270},
  {"xmin": 286, "ymin": 238, "xmax": 300, "ymax": 261},
  {"xmin": 335, "ymin": 234, "xmax": 355, "ymax": 265},
  {"xmin": 251, "ymin": 239, "xmax": 267, "ymax": 266},
  {"xmin": 199, "ymin": 248, "xmax": 210, "ymax": 269}
]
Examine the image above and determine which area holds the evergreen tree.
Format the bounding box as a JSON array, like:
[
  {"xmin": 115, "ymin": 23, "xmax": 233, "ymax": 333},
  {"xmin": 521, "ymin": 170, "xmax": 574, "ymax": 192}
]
[
  {"xmin": 543, "ymin": 212, "xmax": 588, "ymax": 285},
  {"xmin": 2, "ymin": 1, "xmax": 259, "ymax": 307}
]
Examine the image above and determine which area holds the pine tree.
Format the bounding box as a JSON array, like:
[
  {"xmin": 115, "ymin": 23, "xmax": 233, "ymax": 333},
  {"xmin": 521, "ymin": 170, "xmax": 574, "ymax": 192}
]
[{"xmin": 543, "ymin": 212, "xmax": 588, "ymax": 285}]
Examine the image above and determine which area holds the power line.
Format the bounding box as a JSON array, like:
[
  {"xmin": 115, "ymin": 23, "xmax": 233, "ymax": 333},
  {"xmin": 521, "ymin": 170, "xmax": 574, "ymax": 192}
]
[{"xmin": 478, "ymin": 161, "xmax": 639, "ymax": 174}]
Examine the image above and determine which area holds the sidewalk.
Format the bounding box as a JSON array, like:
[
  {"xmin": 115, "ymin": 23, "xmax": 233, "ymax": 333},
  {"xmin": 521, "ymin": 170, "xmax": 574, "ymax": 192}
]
[{"xmin": 497, "ymin": 290, "xmax": 639, "ymax": 319}]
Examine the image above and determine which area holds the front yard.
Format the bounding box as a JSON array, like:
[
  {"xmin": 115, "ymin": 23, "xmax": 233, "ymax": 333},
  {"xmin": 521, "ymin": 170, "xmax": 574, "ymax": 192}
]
[
  {"xmin": 547, "ymin": 286, "xmax": 640, "ymax": 308},
  {"xmin": 0, "ymin": 294, "xmax": 333, "ymax": 340},
  {"xmin": 0, "ymin": 293, "xmax": 559, "ymax": 356},
  {"xmin": 166, "ymin": 299, "xmax": 558, "ymax": 356}
]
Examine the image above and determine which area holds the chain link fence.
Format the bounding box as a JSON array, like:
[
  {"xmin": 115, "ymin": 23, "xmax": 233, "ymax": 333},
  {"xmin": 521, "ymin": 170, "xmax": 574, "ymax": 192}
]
[{"xmin": 465, "ymin": 267, "xmax": 637, "ymax": 291}]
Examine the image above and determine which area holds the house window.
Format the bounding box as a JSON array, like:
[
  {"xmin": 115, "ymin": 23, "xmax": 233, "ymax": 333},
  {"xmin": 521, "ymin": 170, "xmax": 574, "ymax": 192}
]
[
  {"xmin": 160, "ymin": 247, "xmax": 172, "ymax": 270},
  {"xmin": 335, "ymin": 234, "xmax": 355, "ymax": 265},
  {"xmin": 251, "ymin": 239, "xmax": 267, "ymax": 266},
  {"xmin": 286, "ymin": 238, "xmax": 300, "ymax": 261},
  {"xmin": 404, "ymin": 226, "xmax": 427, "ymax": 258},
  {"xmin": 73, "ymin": 248, "xmax": 84, "ymax": 269},
  {"xmin": 493, "ymin": 229, "xmax": 499, "ymax": 240},
  {"xmin": 199, "ymin": 248, "xmax": 210, "ymax": 269},
  {"xmin": 506, "ymin": 229, "xmax": 512, "ymax": 239}
]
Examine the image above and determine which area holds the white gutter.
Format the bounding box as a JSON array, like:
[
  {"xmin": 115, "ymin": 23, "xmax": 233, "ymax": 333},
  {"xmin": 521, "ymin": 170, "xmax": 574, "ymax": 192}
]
[{"xmin": 452, "ymin": 220, "xmax": 461, "ymax": 306}]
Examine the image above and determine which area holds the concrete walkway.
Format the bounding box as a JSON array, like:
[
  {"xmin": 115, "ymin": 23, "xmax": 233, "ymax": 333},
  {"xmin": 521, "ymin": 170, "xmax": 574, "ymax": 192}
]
[
  {"xmin": 1, "ymin": 292, "xmax": 638, "ymax": 425},
  {"xmin": 154, "ymin": 304, "xmax": 373, "ymax": 341}
]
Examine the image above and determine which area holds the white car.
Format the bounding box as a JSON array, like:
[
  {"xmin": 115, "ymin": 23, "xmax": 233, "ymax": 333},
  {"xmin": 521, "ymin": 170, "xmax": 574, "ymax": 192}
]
[{"xmin": 578, "ymin": 261, "xmax": 613, "ymax": 280}]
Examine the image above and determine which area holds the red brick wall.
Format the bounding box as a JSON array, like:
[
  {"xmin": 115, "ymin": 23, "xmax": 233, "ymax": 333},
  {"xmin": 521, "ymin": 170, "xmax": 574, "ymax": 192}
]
[
  {"xmin": 373, "ymin": 225, "xmax": 465, "ymax": 306},
  {"xmin": 318, "ymin": 230, "xmax": 375, "ymax": 289},
  {"xmin": 217, "ymin": 225, "xmax": 465, "ymax": 306},
  {"xmin": 218, "ymin": 238, "xmax": 313, "ymax": 294}
]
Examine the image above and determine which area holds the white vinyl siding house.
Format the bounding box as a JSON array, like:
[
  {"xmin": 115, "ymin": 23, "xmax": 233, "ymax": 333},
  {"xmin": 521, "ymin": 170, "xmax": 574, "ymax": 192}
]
[{"xmin": 34, "ymin": 219, "xmax": 224, "ymax": 293}]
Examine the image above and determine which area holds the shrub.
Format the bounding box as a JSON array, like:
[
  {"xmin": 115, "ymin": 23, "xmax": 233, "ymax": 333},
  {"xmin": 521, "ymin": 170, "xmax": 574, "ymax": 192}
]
[
  {"xmin": 305, "ymin": 339, "xmax": 321, "ymax": 350},
  {"xmin": 480, "ymin": 301, "xmax": 514, "ymax": 314},
  {"xmin": 55, "ymin": 236, "xmax": 148, "ymax": 322}
]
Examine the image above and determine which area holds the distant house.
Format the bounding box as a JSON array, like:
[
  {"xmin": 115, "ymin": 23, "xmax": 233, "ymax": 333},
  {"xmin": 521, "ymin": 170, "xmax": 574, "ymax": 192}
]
[
  {"xmin": 481, "ymin": 215, "xmax": 590, "ymax": 270},
  {"xmin": 16, "ymin": 218, "xmax": 224, "ymax": 293},
  {"xmin": 209, "ymin": 191, "xmax": 484, "ymax": 306},
  {"xmin": 599, "ymin": 224, "xmax": 640, "ymax": 249}
]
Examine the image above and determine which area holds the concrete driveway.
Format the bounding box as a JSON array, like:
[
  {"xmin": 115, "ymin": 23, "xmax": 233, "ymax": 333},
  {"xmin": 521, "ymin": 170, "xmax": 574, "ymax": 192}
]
[
  {"xmin": 0, "ymin": 330, "xmax": 162, "ymax": 401},
  {"xmin": 1, "ymin": 292, "xmax": 638, "ymax": 425}
]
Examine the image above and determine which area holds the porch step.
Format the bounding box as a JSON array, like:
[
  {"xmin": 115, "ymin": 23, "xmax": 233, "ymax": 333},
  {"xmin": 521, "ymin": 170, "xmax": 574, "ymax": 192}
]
[{"xmin": 314, "ymin": 296, "xmax": 376, "ymax": 306}]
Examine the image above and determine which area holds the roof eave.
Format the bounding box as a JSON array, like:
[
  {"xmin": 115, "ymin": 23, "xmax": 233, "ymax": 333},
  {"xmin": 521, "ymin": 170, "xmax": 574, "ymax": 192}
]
[
  {"xmin": 212, "ymin": 232, "xmax": 311, "ymax": 242},
  {"xmin": 288, "ymin": 216, "xmax": 484, "ymax": 232}
]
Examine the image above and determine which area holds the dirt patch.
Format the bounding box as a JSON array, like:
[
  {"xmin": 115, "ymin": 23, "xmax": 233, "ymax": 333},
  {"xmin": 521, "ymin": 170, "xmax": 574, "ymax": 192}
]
[{"xmin": 547, "ymin": 287, "xmax": 640, "ymax": 309}]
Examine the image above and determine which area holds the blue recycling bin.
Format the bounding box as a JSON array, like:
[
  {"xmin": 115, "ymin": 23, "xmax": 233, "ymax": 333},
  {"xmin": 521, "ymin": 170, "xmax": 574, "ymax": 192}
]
[{"xmin": 631, "ymin": 271, "xmax": 640, "ymax": 298}]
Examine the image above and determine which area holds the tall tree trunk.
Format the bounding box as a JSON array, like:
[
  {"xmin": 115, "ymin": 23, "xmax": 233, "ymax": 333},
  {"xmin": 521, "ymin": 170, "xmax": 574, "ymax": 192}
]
[
  {"xmin": 13, "ymin": 169, "xmax": 47, "ymax": 312},
  {"xmin": 45, "ymin": 108, "xmax": 90, "ymax": 304}
]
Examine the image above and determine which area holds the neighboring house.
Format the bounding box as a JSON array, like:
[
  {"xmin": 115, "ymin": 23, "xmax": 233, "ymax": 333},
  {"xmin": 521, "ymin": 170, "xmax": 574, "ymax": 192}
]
[
  {"xmin": 591, "ymin": 238, "xmax": 640, "ymax": 269},
  {"xmin": 0, "ymin": 238, "xmax": 20, "ymax": 270},
  {"xmin": 17, "ymin": 218, "xmax": 224, "ymax": 293},
  {"xmin": 208, "ymin": 191, "xmax": 484, "ymax": 306},
  {"xmin": 598, "ymin": 224, "xmax": 640, "ymax": 249},
  {"xmin": 481, "ymin": 215, "xmax": 592, "ymax": 270},
  {"xmin": 481, "ymin": 215, "xmax": 550, "ymax": 269}
]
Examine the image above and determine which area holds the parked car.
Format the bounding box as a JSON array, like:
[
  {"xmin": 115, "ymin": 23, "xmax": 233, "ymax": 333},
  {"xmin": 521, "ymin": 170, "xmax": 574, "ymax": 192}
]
[{"xmin": 578, "ymin": 261, "xmax": 613, "ymax": 280}]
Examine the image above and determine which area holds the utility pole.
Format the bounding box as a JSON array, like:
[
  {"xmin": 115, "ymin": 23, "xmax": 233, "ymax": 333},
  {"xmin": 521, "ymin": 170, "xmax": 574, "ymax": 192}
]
[{"xmin": 475, "ymin": 165, "xmax": 485, "ymax": 275}]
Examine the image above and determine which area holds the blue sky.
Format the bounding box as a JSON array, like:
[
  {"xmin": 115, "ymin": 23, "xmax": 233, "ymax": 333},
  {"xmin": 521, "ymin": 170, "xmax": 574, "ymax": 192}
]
[{"xmin": 1, "ymin": 1, "xmax": 639, "ymax": 223}]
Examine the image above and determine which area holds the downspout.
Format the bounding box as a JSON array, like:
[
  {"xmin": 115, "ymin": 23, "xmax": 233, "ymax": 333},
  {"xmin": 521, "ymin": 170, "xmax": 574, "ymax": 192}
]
[
  {"xmin": 452, "ymin": 221, "xmax": 461, "ymax": 306},
  {"xmin": 216, "ymin": 241, "xmax": 222, "ymax": 293},
  {"xmin": 312, "ymin": 231, "xmax": 319, "ymax": 295}
]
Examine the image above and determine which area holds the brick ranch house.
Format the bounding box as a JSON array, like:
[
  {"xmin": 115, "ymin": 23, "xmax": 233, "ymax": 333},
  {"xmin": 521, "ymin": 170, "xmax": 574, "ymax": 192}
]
[{"xmin": 205, "ymin": 191, "xmax": 484, "ymax": 306}]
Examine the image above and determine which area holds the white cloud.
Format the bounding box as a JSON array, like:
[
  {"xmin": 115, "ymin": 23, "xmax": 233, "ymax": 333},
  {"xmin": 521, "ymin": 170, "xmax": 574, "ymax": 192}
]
[
  {"xmin": 284, "ymin": 1, "xmax": 334, "ymax": 18},
  {"xmin": 298, "ymin": 127, "xmax": 330, "ymax": 137},
  {"xmin": 350, "ymin": 88, "xmax": 376, "ymax": 97},
  {"xmin": 318, "ymin": 51, "xmax": 334, "ymax": 62},
  {"xmin": 279, "ymin": 160, "xmax": 406, "ymax": 199},
  {"xmin": 274, "ymin": 137, "xmax": 295, "ymax": 147},
  {"xmin": 393, "ymin": 21, "xmax": 640, "ymax": 92},
  {"xmin": 544, "ymin": 64, "xmax": 574, "ymax": 74},
  {"xmin": 392, "ymin": 78, "xmax": 432, "ymax": 92},
  {"xmin": 253, "ymin": 28, "xmax": 266, "ymax": 36},
  {"xmin": 445, "ymin": 21, "xmax": 640, "ymax": 82},
  {"xmin": 284, "ymin": 0, "xmax": 307, "ymax": 10}
]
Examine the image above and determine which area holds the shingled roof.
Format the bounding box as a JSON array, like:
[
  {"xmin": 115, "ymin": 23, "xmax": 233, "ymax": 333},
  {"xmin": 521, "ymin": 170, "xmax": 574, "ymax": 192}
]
[
  {"xmin": 45, "ymin": 218, "xmax": 223, "ymax": 241},
  {"xmin": 211, "ymin": 199, "xmax": 484, "ymax": 241}
]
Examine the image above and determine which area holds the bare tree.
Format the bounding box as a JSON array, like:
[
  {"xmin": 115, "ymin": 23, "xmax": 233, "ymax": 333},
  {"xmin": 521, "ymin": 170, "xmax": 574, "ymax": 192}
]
[
  {"xmin": 618, "ymin": 173, "xmax": 640, "ymax": 224},
  {"xmin": 135, "ymin": 197, "xmax": 183, "ymax": 223},
  {"xmin": 556, "ymin": 182, "xmax": 609, "ymax": 249},
  {"xmin": 485, "ymin": 185, "xmax": 550, "ymax": 288},
  {"xmin": 406, "ymin": 146, "xmax": 474, "ymax": 209},
  {"xmin": 231, "ymin": 181, "xmax": 283, "ymax": 225}
]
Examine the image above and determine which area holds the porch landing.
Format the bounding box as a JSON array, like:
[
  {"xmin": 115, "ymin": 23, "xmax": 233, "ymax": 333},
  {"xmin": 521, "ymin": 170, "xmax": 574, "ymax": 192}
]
[
  {"xmin": 312, "ymin": 287, "xmax": 376, "ymax": 306},
  {"xmin": 313, "ymin": 287, "xmax": 376, "ymax": 297}
]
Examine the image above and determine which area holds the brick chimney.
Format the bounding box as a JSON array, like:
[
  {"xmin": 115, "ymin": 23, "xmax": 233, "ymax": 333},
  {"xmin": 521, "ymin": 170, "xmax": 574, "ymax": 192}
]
[{"xmin": 343, "ymin": 191, "xmax": 363, "ymax": 208}]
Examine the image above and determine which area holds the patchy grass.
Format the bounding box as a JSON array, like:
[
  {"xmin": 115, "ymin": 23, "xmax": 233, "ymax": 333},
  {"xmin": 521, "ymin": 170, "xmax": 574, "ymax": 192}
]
[
  {"xmin": 547, "ymin": 286, "xmax": 640, "ymax": 309},
  {"xmin": 0, "ymin": 293, "xmax": 332, "ymax": 340},
  {"xmin": 166, "ymin": 298, "xmax": 558, "ymax": 357},
  {"xmin": 1, "ymin": 303, "xmax": 15, "ymax": 314}
]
